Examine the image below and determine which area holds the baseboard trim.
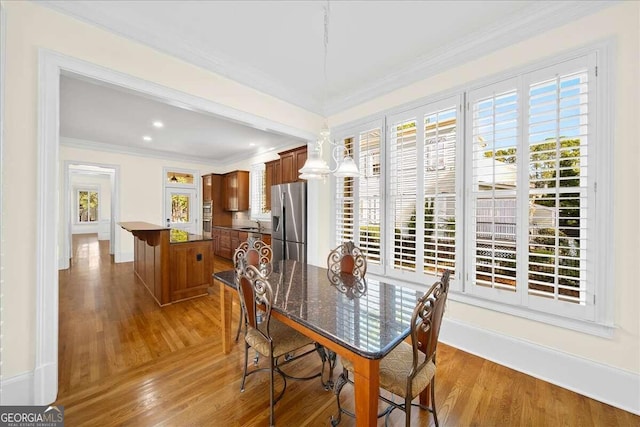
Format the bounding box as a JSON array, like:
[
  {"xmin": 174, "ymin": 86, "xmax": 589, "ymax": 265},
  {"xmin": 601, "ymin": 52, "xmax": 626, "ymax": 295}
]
[
  {"xmin": 115, "ymin": 251, "xmax": 133, "ymax": 263},
  {"xmin": 440, "ymin": 318, "xmax": 640, "ymax": 415},
  {"xmin": 0, "ymin": 371, "xmax": 34, "ymax": 405}
]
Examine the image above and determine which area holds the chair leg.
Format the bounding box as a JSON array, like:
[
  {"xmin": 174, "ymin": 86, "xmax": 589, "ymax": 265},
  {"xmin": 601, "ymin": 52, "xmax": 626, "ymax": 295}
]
[
  {"xmin": 240, "ymin": 342, "xmax": 249, "ymax": 392},
  {"xmin": 431, "ymin": 377, "xmax": 439, "ymax": 427},
  {"xmin": 405, "ymin": 393, "xmax": 412, "ymax": 427},
  {"xmin": 234, "ymin": 309, "xmax": 243, "ymax": 342},
  {"xmin": 269, "ymin": 355, "xmax": 276, "ymax": 427},
  {"xmin": 330, "ymin": 368, "xmax": 349, "ymax": 426}
]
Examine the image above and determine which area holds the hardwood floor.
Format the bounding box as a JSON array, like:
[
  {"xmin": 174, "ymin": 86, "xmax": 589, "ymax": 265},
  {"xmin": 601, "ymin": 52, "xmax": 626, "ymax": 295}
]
[{"xmin": 56, "ymin": 234, "xmax": 638, "ymax": 426}]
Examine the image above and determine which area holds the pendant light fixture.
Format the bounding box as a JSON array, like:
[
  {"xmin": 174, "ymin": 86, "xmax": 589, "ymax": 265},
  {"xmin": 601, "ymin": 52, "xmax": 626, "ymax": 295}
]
[{"xmin": 298, "ymin": 2, "xmax": 361, "ymax": 181}]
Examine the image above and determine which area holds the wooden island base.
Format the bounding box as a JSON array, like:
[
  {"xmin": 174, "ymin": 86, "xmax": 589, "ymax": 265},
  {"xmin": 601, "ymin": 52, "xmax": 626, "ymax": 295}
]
[{"xmin": 120, "ymin": 222, "xmax": 213, "ymax": 305}]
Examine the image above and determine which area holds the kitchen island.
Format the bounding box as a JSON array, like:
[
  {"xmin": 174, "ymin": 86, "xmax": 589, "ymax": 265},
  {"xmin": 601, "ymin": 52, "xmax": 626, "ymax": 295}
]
[{"xmin": 120, "ymin": 222, "xmax": 213, "ymax": 305}]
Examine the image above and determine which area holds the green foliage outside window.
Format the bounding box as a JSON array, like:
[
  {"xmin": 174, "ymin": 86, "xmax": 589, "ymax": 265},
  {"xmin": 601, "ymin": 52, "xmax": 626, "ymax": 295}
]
[{"xmin": 78, "ymin": 190, "xmax": 98, "ymax": 222}]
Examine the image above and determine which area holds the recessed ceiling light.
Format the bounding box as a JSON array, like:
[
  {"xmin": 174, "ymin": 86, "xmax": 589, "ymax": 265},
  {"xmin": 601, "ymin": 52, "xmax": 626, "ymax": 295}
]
[
  {"xmin": 152, "ymin": 121, "xmax": 164, "ymax": 128},
  {"xmin": 249, "ymin": 143, "xmax": 256, "ymax": 147},
  {"xmin": 143, "ymin": 136, "xmax": 152, "ymax": 141}
]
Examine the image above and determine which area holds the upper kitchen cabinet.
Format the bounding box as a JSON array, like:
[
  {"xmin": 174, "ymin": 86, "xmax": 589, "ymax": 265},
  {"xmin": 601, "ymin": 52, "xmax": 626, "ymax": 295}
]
[
  {"xmin": 202, "ymin": 174, "xmax": 213, "ymax": 202},
  {"xmin": 265, "ymin": 159, "xmax": 281, "ymax": 211},
  {"xmin": 223, "ymin": 170, "xmax": 249, "ymax": 211},
  {"xmin": 279, "ymin": 145, "xmax": 307, "ymax": 184}
]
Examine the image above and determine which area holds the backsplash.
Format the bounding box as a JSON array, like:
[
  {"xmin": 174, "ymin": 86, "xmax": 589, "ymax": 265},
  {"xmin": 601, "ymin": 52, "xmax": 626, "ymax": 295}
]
[{"xmin": 232, "ymin": 211, "xmax": 272, "ymax": 232}]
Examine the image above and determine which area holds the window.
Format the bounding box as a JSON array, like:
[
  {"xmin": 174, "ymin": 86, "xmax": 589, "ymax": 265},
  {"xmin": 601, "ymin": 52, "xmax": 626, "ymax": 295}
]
[
  {"xmin": 387, "ymin": 96, "xmax": 460, "ymax": 283},
  {"xmin": 166, "ymin": 171, "xmax": 194, "ymax": 184},
  {"xmin": 332, "ymin": 48, "xmax": 608, "ymax": 327},
  {"xmin": 334, "ymin": 120, "xmax": 384, "ymax": 274},
  {"xmin": 250, "ymin": 163, "xmax": 269, "ymax": 220},
  {"xmin": 77, "ymin": 189, "xmax": 98, "ymax": 223}
]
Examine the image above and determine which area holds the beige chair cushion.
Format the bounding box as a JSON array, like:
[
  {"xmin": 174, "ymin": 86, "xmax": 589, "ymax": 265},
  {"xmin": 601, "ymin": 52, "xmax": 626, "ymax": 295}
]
[
  {"xmin": 245, "ymin": 319, "xmax": 313, "ymax": 358},
  {"xmin": 342, "ymin": 341, "xmax": 436, "ymax": 399}
]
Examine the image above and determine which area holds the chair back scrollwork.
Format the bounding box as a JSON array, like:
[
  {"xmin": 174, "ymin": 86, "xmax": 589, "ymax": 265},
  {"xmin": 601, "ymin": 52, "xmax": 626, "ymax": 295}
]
[{"xmin": 327, "ymin": 241, "xmax": 367, "ymax": 279}]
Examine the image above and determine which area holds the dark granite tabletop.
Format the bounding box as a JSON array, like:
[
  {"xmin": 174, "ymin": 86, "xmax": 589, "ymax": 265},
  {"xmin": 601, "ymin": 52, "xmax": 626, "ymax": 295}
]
[
  {"xmin": 169, "ymin": 229, "xmax": 212, "ymax": 244},
  {"xmin": 214, "ymin": 260, "xmax": 423, "ymax": 359}
]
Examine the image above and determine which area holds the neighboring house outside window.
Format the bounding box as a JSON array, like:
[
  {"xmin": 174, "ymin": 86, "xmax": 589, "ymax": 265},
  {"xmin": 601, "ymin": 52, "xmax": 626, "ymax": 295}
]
[{"xmin": 332, "ymin": 46, "xmax": 609, "ymax": 331}]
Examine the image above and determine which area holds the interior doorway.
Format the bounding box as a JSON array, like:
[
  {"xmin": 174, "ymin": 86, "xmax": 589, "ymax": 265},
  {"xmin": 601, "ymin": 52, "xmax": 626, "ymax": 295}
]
[{"xmin": 62, "ymin": 162, "xmax": 119, "ymax": 270}]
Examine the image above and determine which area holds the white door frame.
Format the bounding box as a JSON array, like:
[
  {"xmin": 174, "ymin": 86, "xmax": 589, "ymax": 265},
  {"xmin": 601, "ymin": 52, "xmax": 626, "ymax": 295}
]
[
  {"xmin": 62, "ymin": 161, "xmax": 120, "ymax": 269},
  {"xmin": 36, "ymin": 49, "xmax": 314, "ymax": 404}
]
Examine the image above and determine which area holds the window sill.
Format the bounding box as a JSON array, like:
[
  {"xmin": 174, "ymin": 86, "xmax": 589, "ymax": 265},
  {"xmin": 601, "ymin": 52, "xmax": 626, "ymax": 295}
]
[
  {"xmin": 369, "ymin": 273, "xmax": 615, "ymax": 338},
  {"xmin": 447, "ymin": 292, "xmax": 615, "ymax": 338}
]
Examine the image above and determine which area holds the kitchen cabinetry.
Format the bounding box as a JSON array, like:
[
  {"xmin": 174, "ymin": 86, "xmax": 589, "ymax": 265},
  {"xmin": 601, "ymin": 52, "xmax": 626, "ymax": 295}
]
[
  {"xmin": 121, "ymin": 222, "xmax": 213, "ymax": 305},
  {"xmin": 213, "ymin": 227, "xmax": 272, "ymax": 260},
  {"xmin": 202, "ymin": 174, "xmax": 212, "ymax": 202},
  {"xmin": 264, "ymin": 145, "xmax": 306, "ymax": 211},
  {"xmin": 265, "ymin": 159, "xmax": 281, "ymax": 211},
  {"xmin": 211, "ymin": 228, "xmax": 221, "ymax": 255},
  {"xmin": 202, "ymin": 174, "xmax": 231, "ymax": 227},
  {"xmin": 280, "ymin": 146, "xmax": 307, "ymax": 184},
  {"xmin": 223, "ymin": 170, "xmax": 249, "ymax": 211}
]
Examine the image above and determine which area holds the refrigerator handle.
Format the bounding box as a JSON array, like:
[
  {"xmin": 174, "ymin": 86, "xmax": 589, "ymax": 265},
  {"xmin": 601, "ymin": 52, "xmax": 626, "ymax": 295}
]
[{"xmin": 273, "ymin": 215, "xmax": 281, "ymax": 232}]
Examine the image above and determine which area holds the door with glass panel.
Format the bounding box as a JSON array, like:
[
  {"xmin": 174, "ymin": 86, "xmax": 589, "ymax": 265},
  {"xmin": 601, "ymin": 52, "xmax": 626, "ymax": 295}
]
[{"xmin": 165, "ymin": 188, "xmax": 197, "ymax": 233}]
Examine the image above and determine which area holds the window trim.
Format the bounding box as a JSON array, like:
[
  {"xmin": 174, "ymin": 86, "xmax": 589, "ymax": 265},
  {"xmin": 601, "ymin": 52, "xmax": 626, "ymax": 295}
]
[
  {"xmin": 330, "ymin": 40, "xmax": 614, "ymax": 334},
  {"xmin": 250, "ymin": 162, "xmax": 270, "ymax": 221},
  {"xmin": 75, "ymin": 185, "xmax": 100, "ymax": 225}
]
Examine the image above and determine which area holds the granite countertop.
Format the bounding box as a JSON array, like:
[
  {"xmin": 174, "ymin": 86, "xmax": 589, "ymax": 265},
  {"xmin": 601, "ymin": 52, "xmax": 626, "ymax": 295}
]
[
  {"xmin": 212, "ymin": 225, "xmax": 271, "ymax": 235},
  {"xmin": 214, "ymin": 260, "xmax": 424, "ymax": 360},
  {"xmin": 119, "ymin": 222, "xmax": 211, "ymax": 243},
  {"xmin": 169, "ymin": 229, "xmax": 212, "ymax": 243}
]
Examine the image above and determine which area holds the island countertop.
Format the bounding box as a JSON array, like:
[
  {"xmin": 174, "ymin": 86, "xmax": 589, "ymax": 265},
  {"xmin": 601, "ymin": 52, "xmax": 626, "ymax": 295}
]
[{"xmin": 119, "ymin": 222, "xmax": 212, "ymax": 243}]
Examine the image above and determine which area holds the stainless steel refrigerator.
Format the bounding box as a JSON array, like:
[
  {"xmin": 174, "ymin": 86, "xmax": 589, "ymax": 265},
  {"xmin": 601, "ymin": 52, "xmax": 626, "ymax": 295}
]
[{"xmin": 271, "ymin": 182, "xmax": 306, "ymax": 264}]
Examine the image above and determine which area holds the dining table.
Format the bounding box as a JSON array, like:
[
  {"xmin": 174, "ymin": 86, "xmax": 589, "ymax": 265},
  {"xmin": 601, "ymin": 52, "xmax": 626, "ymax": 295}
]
[{"xmin": 213, "ymin": 259, "xmax": 425, "ymax": 427}]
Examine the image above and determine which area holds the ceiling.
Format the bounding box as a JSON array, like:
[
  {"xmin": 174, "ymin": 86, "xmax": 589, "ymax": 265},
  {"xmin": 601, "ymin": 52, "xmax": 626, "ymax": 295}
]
[
  {"xmin": 60, "ymin": 75, "xmax": 304, "ymax": 164},
  {"xmin": 49, "ymin": 0, "xmax": 614, "ymax": 165}
]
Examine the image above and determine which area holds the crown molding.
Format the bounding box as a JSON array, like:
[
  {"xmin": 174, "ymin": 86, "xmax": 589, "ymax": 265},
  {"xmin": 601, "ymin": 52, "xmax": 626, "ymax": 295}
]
[
  {"xmin": 37, "ymin": 1, "xmax": 324, "ymax": 114},
  {"xmin": 39, "ymin": 1, "xmax": 617, "ymax": 117},
  {"xmin": 60, "ymin": 136, "xmax": 296, "ymax": 168},
  {"xmin": 325, "ymin": 1, "xmax": 618, "ymax": 115}
]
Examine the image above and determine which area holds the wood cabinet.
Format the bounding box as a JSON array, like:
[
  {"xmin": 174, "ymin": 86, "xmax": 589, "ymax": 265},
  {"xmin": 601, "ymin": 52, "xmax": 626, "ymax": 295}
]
[
  {"xmin": 169, "ymin": 240, "xmax": 213, "ymax": 302},
  {"xmin": 213, "ymin": 227, "xmax": 272, "ymax": 260},
  {"xmin": 211, "ymin": 228, "xmax": 221, "ymax": 256},
  {"xmin": 202, "ymin": 174, "xmax": 232, "ymax": 226},
  {"xmin": 223, "ymin": 170, "xmax": 249, "ymax": 211},
  {"xmin": 265, "ymin": 159, "xmax": 281, "ymax": 211},
  {"xmin": 280, "ymin": 146, "xmax": 307, "ymax": 184},
  {"xmin": 121, "ymin": 222, "xmax": 212, "ymax": 305},
  {"xmin": 219, "ymin": 228, "xmax": 232, "ymax": 259},
  {"xmin": 202, "ymin": 174, "xmax": 212, "ymax": 202},
  {"xmin": 264, "ymin": 145, "xmax": 306, "ymax": 211}
]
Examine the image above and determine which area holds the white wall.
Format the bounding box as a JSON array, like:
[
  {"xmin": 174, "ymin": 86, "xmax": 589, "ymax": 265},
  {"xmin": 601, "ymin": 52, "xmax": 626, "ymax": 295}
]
[
  {"xmin": 329, "ymin": 2, "xmax": 640, "ymax": 378},
  {"xmin": 1, "ymin": 0, "xmax": 322, "ymax": 383}
]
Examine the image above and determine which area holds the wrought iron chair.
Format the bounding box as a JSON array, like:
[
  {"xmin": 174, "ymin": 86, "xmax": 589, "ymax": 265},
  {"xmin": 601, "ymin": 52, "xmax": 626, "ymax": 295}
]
[
  {"xmin": 331, "ymin": 270, "xmax": 451, "ymax": 427},
  {"xmin": 233, "ymin": 239, "xmax": 273, "ymax": 342},
  {"xmin": 237, "ymin": 263, "xmax": 323, "ymax": 427},
  {"xmin": 327, "ymin": 241, "xmax": 367, "ymax": 279}
]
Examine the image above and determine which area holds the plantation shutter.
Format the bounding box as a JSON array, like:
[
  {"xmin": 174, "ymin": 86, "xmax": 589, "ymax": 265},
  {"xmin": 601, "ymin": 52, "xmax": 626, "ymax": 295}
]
[
  {"xmin": 468, "ymin": 79, "xmax": 520, "ymax": 303},
  {"xmin": 335, "ymin": 136, "xmax": 355, "ymax": 243},
  {"xmin": 524, "ymin": 55, "xmax": 595, "ymax": 319},
  {"xmin": 249, "ymin": 163, "xmax": 266, "ymax": 217},
  {"xmin": 358, "ymin": 127, "xmax": 382, "ymax": 265},
  {"xmin": 333, "ymin": 120, "xmax": 384, "ymax": 273},
  {"xmin": 388, "ymin": 116, "xmax": 418, "ymax": 273},
  {"xmin": 423, "ymin": 105, "xmax": 458, "ymax": 277}
]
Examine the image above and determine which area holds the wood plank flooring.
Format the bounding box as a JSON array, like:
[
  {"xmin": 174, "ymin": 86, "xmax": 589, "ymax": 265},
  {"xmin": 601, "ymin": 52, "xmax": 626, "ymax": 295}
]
[{"xmin": 55, "ymin": 234, "xmax": 639, "ymax": 426}]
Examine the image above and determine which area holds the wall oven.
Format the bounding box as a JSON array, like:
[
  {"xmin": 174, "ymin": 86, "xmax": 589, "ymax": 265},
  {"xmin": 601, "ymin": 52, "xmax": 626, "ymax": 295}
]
[{"xmin": 202, "ymin": 201, "xmax": 213, "ymax": 236}]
